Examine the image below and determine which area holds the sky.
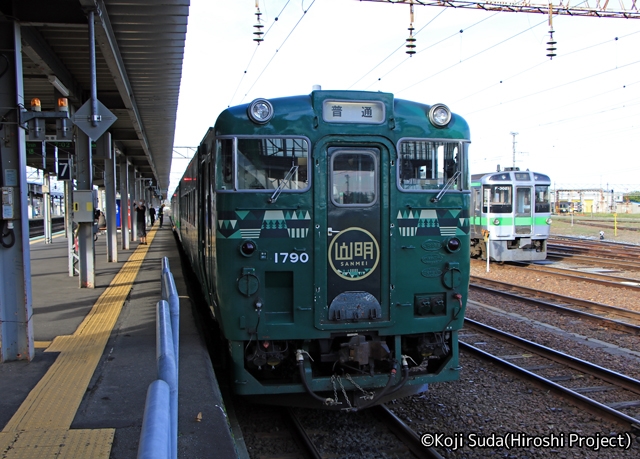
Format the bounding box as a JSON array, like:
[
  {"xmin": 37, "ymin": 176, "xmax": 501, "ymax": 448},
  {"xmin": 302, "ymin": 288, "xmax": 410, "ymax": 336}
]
[{"xmin": 170, "ymin": 0, "xmax": 640, "ymax": 196}]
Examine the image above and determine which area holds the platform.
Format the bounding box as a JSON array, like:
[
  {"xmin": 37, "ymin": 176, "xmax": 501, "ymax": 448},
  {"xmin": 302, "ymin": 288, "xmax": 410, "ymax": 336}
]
[{"xmin": 0, "ymin": 224, "xmax": 239, "ymax": 458}]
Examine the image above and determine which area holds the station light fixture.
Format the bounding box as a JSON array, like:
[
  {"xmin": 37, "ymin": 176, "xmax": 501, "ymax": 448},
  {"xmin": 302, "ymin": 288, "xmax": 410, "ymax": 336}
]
[
  {"xmin": 48, "ymin": 75, "xmax": 70, "ymax": 97},
  {"xmin": 56, "ymin": 97, "xmax": 71, "ymax": 138},
  {"xmin": 428, "ymin": 103, "xmax": 451, "ymax": 127},
  {"xmin": 57, "ymin": 97, "xmax": 69, "ymax": 111}
]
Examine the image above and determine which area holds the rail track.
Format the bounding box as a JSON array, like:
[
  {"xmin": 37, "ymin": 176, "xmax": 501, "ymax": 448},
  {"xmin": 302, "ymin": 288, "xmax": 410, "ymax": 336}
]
[
  {"xmin": 545, "ymin": 236, "xmax": 640, "ymax": 270},
  {"xmin": 230, "ymin": 395, "xmax": 442, "ymax": 459},
  {"xmin": 287, "ymin": 405, "xmax": 443, "ymax": 459},
  {"xmin": 469, "ymin": 276, "xmax": 640, "ymax": 335},
  {"xmin": 509, "ymin": 261, "xmax": 640, "ymax": 288},
  {"xmin": 546, "ymin": 251, "xmax": 640, "ymax": 271},
  {"xmin": 460, "ymin": 316, "xmax": 640, "ymax": 433}
]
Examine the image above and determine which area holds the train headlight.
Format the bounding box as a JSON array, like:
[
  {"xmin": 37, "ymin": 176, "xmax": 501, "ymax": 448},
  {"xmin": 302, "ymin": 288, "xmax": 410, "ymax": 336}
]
[
  {"xmin": 493, "ymin": 218, "xmax": 500, "ymax": 225},
  {"xmin": 546, "ymin": 218, "xmax": 552, "ymax": 225},
  {"xmin": 428, "ymin": 103, "xmax": 451, "ymax": 127},
  {"xmin": 247, "ymin": 99, "xmax": 274, "ymax": 124},
  {"xmin": 446, "ymin": 237, "xmax": 461, "ymax": 252},
  {"xmin": 240, "ymin": 240, "xmax": 257, "ymax": 257}
]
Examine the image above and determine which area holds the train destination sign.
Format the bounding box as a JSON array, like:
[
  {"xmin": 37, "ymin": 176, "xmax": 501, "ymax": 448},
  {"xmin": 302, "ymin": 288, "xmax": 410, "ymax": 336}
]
[{"xmin": 322, "ymin": 100, "xmax": 385, "ymax": 124}]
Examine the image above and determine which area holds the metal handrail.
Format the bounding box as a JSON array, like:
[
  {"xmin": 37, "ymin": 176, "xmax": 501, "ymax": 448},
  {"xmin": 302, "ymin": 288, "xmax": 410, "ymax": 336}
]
[{"xmin": 138, "ymin": 257, "xmax": 180, "ymax": 459}]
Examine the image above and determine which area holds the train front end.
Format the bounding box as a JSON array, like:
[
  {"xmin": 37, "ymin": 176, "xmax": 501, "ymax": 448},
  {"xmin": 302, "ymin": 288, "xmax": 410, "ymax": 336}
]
[
  {"xmin": 209, "ymin": 90, "xmax": 471, "ymax": 409},
  {"xmin": 470, "ymin": 169, "xmax": 552, "ymax": 262}
]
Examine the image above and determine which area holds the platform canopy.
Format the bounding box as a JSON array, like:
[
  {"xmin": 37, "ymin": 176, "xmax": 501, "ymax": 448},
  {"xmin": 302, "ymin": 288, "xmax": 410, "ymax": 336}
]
[{"xmin": 0, "ymin": 0, "xmax": 189, "ymax": 198}]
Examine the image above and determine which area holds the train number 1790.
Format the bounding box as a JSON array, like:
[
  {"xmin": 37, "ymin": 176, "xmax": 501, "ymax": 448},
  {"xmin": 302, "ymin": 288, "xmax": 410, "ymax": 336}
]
[{"xmin": 274, "ymin": 252, "xmax": 309, "ymax": 263}]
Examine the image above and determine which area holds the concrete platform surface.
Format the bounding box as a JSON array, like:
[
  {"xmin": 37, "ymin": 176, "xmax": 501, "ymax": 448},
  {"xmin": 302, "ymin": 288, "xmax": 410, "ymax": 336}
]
[{"xmin": 0, "ymin": 224, "xmax": 238, "ymax": 458}]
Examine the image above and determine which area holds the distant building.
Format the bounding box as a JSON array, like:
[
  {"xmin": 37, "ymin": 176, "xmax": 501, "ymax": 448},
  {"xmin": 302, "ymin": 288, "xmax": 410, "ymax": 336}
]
[{"xmin": 551, "ymin": 188, "xmax": 629, "ymax": 214}]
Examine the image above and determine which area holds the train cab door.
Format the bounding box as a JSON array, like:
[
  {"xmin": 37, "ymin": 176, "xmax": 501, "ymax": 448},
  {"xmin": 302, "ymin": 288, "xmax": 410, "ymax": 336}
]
[
  {"xmin": 515, "ymin": 187, "xmax": 533, "ymax": 237},
  {"xmin": 322, "ymin": 146, "xmax": 387, "ymax": 324}
]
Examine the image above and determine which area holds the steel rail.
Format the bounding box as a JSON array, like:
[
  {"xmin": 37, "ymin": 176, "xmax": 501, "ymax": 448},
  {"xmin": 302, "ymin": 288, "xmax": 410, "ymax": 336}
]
[
  {"xmin": 548, "ymin": 244, "xmax": 640, "ymax": 262},
  {"xmin": 508, "ymin": 262, "xmax": 640, "ymax": 291},
  {"xmin": 459, "ymin": 339, "xmax": 640, "ymax": 433},
  {"xmin": 547, "ymin": 251, "xmax": 640, "ymax": 271},
  {"xmin": 469, "ymin": 277, "xmax": 640, "ymax": 335},
  {"xmin": 373, "ymin": 405, "xmax": 444, "ymax": 459},
  {"xmin": 464, "ymin": 316, "xmax": 640, "ymax": 395},
  {"xmin": 286, "ymin": 408, "xmax": 324, "ymax": 459}
]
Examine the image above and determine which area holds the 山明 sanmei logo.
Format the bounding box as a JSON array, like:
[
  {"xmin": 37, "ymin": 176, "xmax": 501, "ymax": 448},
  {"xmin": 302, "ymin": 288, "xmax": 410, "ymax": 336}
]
[{"xmin": 328, "ymin": 227, "xmax": 380, "ymax": 281}]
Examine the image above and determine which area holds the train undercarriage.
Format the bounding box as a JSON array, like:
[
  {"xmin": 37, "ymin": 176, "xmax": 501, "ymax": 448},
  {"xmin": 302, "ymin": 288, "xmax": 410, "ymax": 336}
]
[{"xmin": 237, "ymin": 331, "xmax": 456, "ymax": 410}]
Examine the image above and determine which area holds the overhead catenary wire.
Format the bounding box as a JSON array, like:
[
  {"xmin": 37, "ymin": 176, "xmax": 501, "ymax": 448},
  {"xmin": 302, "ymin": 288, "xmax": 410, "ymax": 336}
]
[
  {"xmin": 174, "ymin": 1, "xmax": 640, "ymax": 192},
  {"xmin": 465, "ymin": 58, "xmax": 640, "ymax": 116},
  {"xmin": 456, "ymin": 29, "xmax": 640, "ymax": 106},
  {"xmin": 396, "ymin": 17, "xmax": 548, "ymax": 95},
  {"xmin": 348, "ymin": 8, "xmax": 449, "ymax": 89},
  {"xmin": 227, "ymin": 0, "xmax": 293, "ymax": 108},
  {"xmin": 239, "ymin": 0, "xmax": 317, "ymax": 104}
]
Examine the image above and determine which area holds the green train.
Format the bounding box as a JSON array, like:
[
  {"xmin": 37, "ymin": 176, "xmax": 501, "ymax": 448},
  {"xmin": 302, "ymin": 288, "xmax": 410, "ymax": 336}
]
[
  {"xmin": 172, "ymin": 89, "xmax": 471, "ymax": 410},
  {"xmin": 470, "ymin": 168, "xmax": 552, "ymax": 262}
]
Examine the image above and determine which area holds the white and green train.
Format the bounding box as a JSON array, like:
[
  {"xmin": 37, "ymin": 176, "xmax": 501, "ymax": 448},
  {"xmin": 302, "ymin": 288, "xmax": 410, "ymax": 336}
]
[{"xmin": 470, "ymin": 168, "xmax": 552, "ymax": 262}]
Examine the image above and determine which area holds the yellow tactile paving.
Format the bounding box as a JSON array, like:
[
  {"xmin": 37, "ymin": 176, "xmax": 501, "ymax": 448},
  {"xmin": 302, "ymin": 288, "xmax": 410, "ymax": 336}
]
[
  {"xmin": 1, "ymin": 228, "xmax": 157, "ymax": 458},
  {"xmin": 0, "ymin": 429, "xmax": 114, "ymax": 459}
]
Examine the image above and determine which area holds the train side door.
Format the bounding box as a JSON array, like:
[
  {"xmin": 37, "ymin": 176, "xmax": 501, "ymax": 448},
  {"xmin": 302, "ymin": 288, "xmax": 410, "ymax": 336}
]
[
  {"xmin": 515, "ymin": 187, "xmax": 532, "ymax": 235},
  {"xmin": 201, "ymin": 153, "xmax": 214, "ymax": 304},
  {"xmin": 325, "ymin": 147, "xmax": 384, "ymax": 322}
]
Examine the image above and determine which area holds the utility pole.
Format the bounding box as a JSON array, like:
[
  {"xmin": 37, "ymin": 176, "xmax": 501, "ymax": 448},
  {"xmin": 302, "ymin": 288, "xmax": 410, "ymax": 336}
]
[{"xmin": 510, "ymin": 132, "xmax": 518, "ymax": 168}]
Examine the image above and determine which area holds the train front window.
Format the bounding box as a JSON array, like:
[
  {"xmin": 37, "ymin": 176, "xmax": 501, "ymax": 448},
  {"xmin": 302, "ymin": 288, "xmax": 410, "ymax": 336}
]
[
  {"xmin": 331, "ymin": 151, "xmax": 377, "ymax": 206},
  {"xmin": 483, "ymin": 185, "xmax": 512, "ymax": 213},
  {"xmin": 398, "ymin": 140, "xmax": 461, "ymax": 191},
  {"xmin": 515, "ymin": 188, "xmax": 532, "ymax": 216},
  {"xmin": 535, "ymin": 185, "xmax": 550, "ymax": 213},
  {"xmin": 217, "ymin": 137, "xmax": 310, "ymax": 191}
]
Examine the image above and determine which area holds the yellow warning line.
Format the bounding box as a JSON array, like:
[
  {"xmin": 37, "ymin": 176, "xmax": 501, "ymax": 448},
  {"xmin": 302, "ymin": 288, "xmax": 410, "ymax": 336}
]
[{"xmin": 1, "ymin": 228, "xmax": 157, "ymax": 458}]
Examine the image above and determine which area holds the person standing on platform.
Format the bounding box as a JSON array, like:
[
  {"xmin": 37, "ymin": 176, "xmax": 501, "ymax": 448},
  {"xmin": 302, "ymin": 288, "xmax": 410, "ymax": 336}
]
[
  {"xmin": 134, "ymin": 200, "xmax": 147, "ymax": 244},
  {"xmin": 159, "ymin": 203, "xmax": 165, "ymax": 228},
  {"xmin": 149, "ymin": 206, "xmax": 156, "ymax": 226}
]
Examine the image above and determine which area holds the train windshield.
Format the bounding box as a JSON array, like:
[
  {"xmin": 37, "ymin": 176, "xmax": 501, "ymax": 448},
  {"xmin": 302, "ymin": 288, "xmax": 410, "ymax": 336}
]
[
  {"xmin": 515, "ymin": 188, "xmax": 532, "ymax": 216},
  {"xmin": 216, "ymin": 137, "xmax": 310, "ymax": 191},
  {"xmin": 483, "ymin": 185, "xmax": 512, "ymax": 213},
  {"xmin": 535, "ymin": 185, "xmax": 551, "ymax": 213},
  {"xmin": 331, "ymin": 151, "xmax": 377, "ymax": 206},
  {"xmin": 398, "ymin": 140, "xmax": 461, "ymax": 191}
]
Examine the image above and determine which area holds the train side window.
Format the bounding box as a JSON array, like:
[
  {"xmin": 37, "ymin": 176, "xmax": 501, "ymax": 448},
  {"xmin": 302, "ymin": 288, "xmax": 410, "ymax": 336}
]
[
  {"xmin": 398, "ymin": 140, "xmax": 461, "ymax": 191},
  {"xmin": 216, "ymin": 138, "xmax": 234, "ymax": 190}
]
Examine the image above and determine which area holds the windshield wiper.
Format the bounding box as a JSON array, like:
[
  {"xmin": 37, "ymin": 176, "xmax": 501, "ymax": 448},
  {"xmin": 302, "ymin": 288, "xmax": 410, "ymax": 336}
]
[
  {"xmin": 269, "ymin": 165, "xmax": 299, "ymax": 203},
  {"xmin": 431, "ymin": 171, "xmax": 461, "ymax": 203}
]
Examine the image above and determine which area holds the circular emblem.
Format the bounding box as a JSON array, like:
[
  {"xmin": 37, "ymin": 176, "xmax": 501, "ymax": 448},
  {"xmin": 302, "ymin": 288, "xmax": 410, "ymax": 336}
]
[{"xmin": 328, "ymin": 227, "xmax": 380, "ymax": 281}]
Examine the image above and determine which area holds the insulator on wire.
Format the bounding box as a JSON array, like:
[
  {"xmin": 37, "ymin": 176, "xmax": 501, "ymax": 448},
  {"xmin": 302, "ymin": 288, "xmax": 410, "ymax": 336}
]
[
  {"xmin": 546, "ymin": 29, "xmax": 556, "ymax": 59},
  {"xmin": 406, "ymin": 2, "xmax": 416, "ymax": 56},
  {"xmin": 253, "ymin": 8, "xmax": 264, "ymax": 44},
  {"xmin": 406, "ymin": 26, "xmax": 416, "ymax": 56}
]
